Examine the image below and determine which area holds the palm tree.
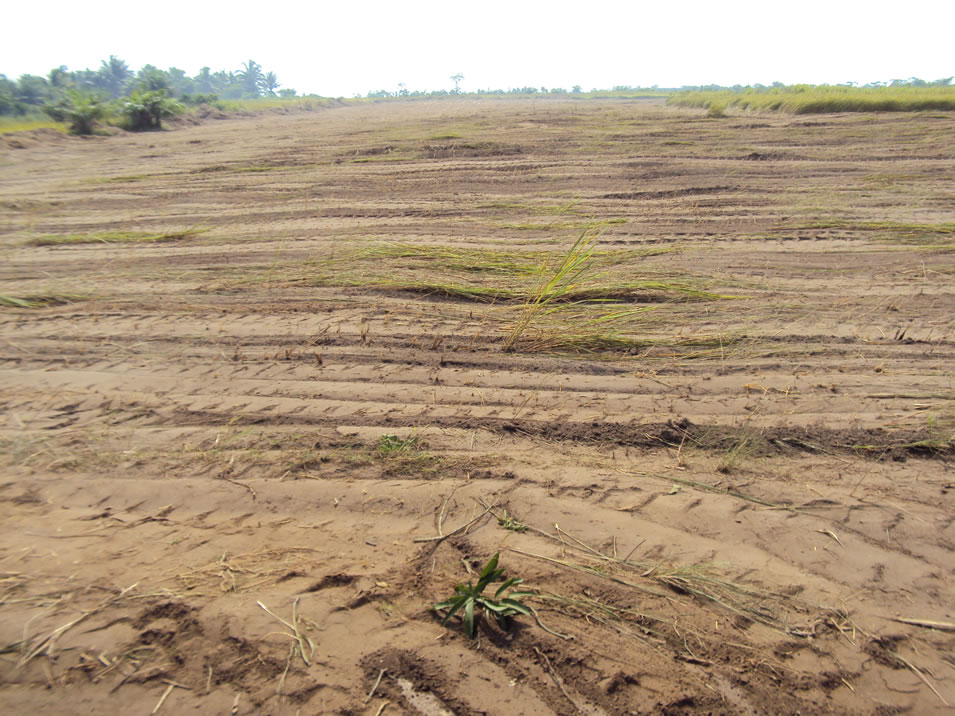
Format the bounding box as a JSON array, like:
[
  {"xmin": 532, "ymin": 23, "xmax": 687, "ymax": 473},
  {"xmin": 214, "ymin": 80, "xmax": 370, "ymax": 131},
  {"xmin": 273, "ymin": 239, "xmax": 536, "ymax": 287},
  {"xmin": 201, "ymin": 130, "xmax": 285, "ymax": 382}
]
[
  {"xmin": 194, "ymin": 67, "xmax": 215, "ymax": 94},
  {"xmin": 16, "ymin": 75, "xmax": 49, "ymax": 106},
  {"xmin": 48, "ymin": 66, "xmax": 70, "ymax": 89},
  {"xmin": 137, "ymin": 65, "xmax": 171, "ymax": 93},
  {"xmin": 98, "ymin": 56, "xmax": 131, "ymax": 98},
  {"xmin": 236, "ymin": 60, "xmax": 263, "ymax": 97},
  {"xmin": 46, "ymin": 89, "xmax": 107, "ymax": 135},
  {"xmin": 259, "ymin": 72, "xmax": 280, "ymax": 96},
  {"xmin": 212, "ymin": 70, "xmax": 233, "ymax": 94},
  {"xmin": 122, "ymin": 90, "xmax": 183, "ymax": 130}
]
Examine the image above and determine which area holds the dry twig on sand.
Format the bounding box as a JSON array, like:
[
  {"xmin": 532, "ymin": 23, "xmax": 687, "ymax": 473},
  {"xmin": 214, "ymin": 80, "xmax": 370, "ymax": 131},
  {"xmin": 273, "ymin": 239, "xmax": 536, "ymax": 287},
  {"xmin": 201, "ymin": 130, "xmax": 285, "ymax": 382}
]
[
  {"xmin": 257, "ymin": 597, "xmax": 315, "ymax": 666},
  {"xmin": 18, "ymin": 583, "xmax": 139, "ymax": 667},
  {"xmin": 413, "ymin": 504, "xmax": 495, "ymax": 543},
  {"xmin": 891, "ymin": 617, "xmax": 955, "ymax": 632}
]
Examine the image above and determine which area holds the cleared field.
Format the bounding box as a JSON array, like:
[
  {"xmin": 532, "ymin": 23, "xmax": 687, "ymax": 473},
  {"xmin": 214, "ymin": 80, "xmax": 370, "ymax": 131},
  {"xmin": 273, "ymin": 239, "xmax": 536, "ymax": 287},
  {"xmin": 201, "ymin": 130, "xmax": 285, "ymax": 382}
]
[{"xmin": 1, "ymin": 99, "xmax": 953, "ymax": 714}]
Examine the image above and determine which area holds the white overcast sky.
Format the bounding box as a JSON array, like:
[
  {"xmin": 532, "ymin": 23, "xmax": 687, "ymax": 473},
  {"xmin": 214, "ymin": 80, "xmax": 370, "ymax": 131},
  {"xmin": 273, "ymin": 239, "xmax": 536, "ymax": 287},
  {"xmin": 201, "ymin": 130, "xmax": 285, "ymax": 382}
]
[{"xmin": 3, "ymin": 1, "xmax": 952, "ymax": 95}]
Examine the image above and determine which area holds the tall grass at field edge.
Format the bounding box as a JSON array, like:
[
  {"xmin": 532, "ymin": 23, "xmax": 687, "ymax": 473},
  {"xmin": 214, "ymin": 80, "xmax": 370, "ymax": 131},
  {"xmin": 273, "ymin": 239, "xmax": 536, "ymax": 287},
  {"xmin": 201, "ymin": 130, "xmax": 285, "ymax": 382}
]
[
  {"xmin": 0, "ymin": 116, "xmax": 68, "ymax": 135},
  {"xmin": 669, "ymin": 85, "xmax": 955, "ymax": 114}
]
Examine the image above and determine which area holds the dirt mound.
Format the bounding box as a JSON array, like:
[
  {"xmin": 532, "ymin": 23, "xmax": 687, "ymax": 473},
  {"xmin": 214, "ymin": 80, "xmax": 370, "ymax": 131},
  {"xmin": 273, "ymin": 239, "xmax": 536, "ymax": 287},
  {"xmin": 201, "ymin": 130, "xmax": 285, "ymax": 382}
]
[
  {"xmin": 1, "ymin": 127, "xmax": 72, "ymax": 150},
  {"xmin": 195, "ymin": 103, "xmax": 230, "ymax": 120}
]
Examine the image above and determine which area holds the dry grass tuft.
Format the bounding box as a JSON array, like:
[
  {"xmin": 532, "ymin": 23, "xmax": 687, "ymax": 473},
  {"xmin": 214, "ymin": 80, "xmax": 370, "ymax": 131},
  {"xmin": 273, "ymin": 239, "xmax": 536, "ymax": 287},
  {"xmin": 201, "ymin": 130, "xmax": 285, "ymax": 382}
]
[{"xmin": 24, "ymin": 227, "xmax": 209, "ymax": 247}]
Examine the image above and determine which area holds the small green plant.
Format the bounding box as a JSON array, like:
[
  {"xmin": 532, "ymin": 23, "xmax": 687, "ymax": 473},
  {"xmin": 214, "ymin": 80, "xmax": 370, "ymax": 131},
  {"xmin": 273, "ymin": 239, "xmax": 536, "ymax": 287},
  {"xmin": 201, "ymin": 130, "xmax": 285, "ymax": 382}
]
[
  {"xmin": 376, "ymin": 433, "xmax": 422, "ymax": 457},
  {"xmin": 497, "ymin": 509, "xmax": 527, "ymax": 532},
  {"xmin": 433, "ymin": 553, "xmax": 533, "ymax": 638}
]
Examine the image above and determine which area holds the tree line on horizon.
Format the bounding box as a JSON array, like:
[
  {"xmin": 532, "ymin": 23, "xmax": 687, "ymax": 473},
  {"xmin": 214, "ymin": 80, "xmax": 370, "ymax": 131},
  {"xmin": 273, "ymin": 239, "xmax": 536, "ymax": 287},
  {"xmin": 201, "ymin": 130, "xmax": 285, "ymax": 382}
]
[
  {"xmin": 0, "ymin": 57, "xmax": 292, "ymax": 120},
  {"xmin": 1, "ymin": 57, "xmax": 952, "ymax": 133},
  {"xmin": 365, "ymin": 76, "xmax": 953, "ymax": 99}
]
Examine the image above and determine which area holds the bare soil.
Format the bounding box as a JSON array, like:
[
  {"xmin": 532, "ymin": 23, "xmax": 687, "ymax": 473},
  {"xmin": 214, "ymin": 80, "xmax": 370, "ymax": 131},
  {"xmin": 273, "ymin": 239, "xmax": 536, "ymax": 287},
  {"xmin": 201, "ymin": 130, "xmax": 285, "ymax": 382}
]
[{"xmin": 1, "ymin": 99, "xmax": 953, "ymax": 714}]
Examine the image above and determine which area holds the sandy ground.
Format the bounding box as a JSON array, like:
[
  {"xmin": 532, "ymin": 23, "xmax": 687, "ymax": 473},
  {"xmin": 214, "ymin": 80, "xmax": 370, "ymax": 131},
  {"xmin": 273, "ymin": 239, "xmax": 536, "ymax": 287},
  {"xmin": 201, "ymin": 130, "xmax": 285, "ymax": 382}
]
[{"xmin": 1, "ymin": 99, "xmax": 953, "ymax": 714}]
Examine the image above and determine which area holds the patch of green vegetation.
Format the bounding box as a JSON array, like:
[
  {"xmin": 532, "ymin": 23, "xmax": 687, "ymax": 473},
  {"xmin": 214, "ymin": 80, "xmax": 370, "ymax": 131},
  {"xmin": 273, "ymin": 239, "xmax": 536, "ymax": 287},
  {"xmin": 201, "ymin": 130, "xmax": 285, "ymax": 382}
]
[
  {"xmin": 250, "ymin": 242, "xmax": 736, "ymax": 360},
  {"xmin": 501, "ymin": 229, "xmax": 742, "ymax": 352},
  {"xmin": 371, "ymin": 433, "xmax": 451, "ymax": 475},
  {"xmin": 497, "ymin": 509, "xmax": 528, "ymax": 532},
  {"xmin": 24, "ymin": 227, "xmax": 209, "ymax": 247},
  {"xmin": 376, "ymin": 433, "xmax": 424, "ymax": 457},
  {"xmin": 220, "ymin": 238, "xmax": 738, "ymax": 357},
  {"xmin": 0, "ymin": 117, "xmax": 67, "ymax": 135}
]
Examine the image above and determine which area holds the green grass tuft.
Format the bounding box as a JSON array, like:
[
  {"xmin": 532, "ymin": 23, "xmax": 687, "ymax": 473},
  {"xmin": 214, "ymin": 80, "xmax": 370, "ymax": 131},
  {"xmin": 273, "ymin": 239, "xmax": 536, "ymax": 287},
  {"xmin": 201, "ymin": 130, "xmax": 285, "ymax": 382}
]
[{"xmin": 376, "ymin": 433, "xmax": 425, "ymax": 457}]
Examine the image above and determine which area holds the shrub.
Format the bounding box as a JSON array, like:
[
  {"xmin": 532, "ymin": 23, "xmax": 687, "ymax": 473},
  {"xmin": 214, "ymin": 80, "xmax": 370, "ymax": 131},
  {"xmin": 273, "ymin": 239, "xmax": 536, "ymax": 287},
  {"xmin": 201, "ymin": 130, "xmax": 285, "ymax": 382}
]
[
  {"xmin": 122, "ymin": 90, "xmax": 183, "ymax": 130},
  {"xmin": 706, "ymin": 101, "xmax": 727, "ymax": 118},
  {"xmin": 179, "ymin": 92, "xmax": 219, "ymax": 106},
  {"xmin": 43, "ymin": 89, "xmax": 107, "ymax": 135}
]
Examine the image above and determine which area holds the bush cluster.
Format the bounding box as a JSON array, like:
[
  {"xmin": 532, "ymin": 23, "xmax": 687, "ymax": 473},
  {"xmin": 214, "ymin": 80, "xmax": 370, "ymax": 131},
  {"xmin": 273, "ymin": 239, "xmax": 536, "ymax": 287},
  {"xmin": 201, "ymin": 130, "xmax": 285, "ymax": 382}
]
[{"xmin": 0, "ymin": 57, "xmax": 290, "ymax": 134}]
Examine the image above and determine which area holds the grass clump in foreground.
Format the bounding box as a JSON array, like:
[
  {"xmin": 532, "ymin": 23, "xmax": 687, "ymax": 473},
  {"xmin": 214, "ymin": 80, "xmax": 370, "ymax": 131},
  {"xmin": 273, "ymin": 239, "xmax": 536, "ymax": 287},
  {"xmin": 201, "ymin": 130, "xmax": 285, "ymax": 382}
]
[
  {"xmin": 229, "ymin": 236, "xmax": 741, "ymax": 355},
  {"xmin": 24, "ymin": 227, "xmax": 208, "ymax": 247},
  {"xmin": 500, "ymin": 228, "xmax": 736, "ymax": 353},
  {"xmin": 279, "ymin": 241, "xmax": 718, "ymax": 311},
  {"xmin": 505, "ymin": 227, "xmax": 603, "ymax": 351},
  {"xmin": 434, "ymin": 553, "xmax": 534, "ymax": 638}
]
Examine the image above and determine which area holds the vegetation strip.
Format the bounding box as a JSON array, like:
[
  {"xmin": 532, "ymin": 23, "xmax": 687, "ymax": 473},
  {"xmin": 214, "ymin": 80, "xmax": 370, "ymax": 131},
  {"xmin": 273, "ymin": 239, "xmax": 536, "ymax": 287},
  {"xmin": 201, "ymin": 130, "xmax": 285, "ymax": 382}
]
[
  {"xmin": 669, "ymin": 84, "xmax": 955, "ymax": 114},
  {"xmin": 24, "ymin": 227, "xmax": 208, "ymax": 247}
]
